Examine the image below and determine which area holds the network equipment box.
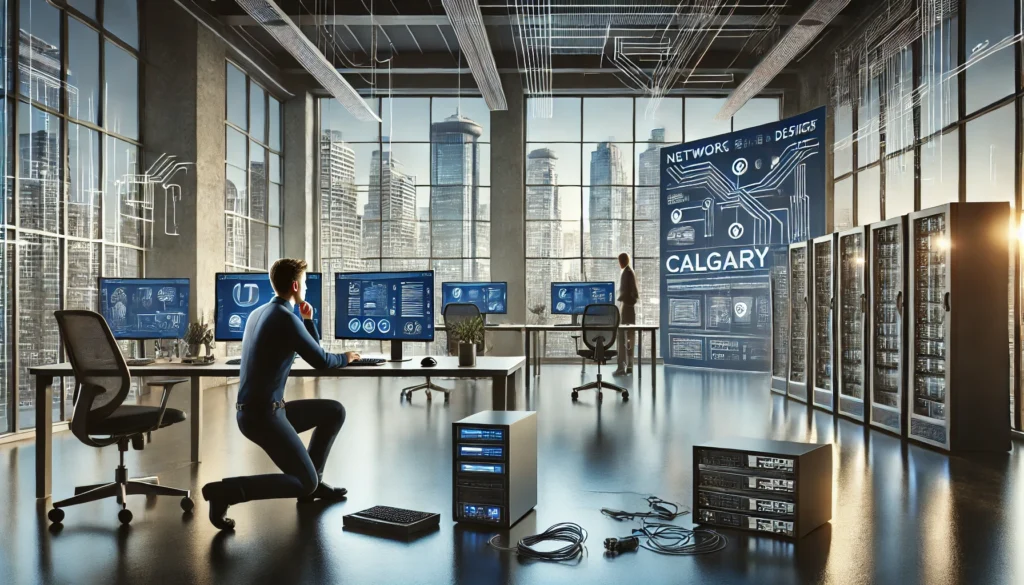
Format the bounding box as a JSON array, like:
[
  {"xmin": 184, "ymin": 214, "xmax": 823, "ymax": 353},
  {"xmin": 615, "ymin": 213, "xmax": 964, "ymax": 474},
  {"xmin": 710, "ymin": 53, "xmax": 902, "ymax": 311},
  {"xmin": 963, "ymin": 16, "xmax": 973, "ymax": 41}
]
[
  {"xmin": 694, "ymin": 438, "xmax": 831, "ymax": 539},
  {"xmin": 453, "ymin": 411, "xmax": 537, "ymax": 528}
]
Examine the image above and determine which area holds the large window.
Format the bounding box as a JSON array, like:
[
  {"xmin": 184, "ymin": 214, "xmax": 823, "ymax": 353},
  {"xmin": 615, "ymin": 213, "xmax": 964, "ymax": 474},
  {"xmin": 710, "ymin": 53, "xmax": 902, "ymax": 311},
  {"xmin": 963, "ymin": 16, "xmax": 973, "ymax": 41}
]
[
  {"xmin": 224, "ymin": 62, "xmax": 283, "ymax": 272},
  {"xmin": 525, "ymin": 96, "xmax": 780, "ymax": 356},
  {"xmin": 3, "ymin": 0, "xmax": 142, "ymax": 434},
  {"xmin": 318, "ymin": 97, "xmax": 491, "ymax": 352}
]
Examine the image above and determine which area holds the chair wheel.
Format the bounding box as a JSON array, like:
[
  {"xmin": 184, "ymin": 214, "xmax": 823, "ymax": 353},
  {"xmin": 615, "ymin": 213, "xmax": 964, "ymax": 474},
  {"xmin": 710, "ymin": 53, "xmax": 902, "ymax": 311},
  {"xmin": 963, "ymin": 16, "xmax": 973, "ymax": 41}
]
[
  {"xmin": 118, "ymin": 509, "xmax": 133, "ymax": 525},
  {"xmin": 622, "ymin": 391, "xmax": 629, "ymax": 400},
  {"xmin": 48, "ymin": 508, "xmax": 65, "ymax": 524},
  {"xmin": 571, "ymin": 391, "xmax": 578, "ymax": 401},
  {"xmin": 181, "ymin": 497, "xmax": 194, "ymax": 513}
]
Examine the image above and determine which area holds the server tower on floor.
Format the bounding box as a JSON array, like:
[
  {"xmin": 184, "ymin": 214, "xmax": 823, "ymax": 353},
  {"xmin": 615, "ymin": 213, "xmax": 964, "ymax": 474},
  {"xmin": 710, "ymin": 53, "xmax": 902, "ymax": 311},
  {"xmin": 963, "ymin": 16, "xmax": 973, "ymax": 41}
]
[{"xmin": 453, "ymin": 411, "xmax": 537, "ymax": 528}]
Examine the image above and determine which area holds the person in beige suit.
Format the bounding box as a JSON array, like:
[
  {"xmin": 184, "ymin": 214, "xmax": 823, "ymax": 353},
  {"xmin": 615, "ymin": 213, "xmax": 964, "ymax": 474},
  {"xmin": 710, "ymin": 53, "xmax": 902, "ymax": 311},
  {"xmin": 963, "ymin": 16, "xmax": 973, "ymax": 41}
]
[{"xmin": 614, "ymin": 252, "xmax": 639, "ymax": 375}]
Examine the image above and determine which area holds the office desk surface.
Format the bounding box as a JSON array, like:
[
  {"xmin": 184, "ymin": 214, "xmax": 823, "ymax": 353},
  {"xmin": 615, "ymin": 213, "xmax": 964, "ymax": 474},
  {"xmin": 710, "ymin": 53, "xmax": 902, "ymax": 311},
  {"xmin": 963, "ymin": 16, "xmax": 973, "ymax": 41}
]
[
  {"xmin": 29, "ymin": 356, "xmax": 524, "ymax": 499},
  {"xmin": 28, "ymin": 356, "xmax": 525, "ymax": 378}
]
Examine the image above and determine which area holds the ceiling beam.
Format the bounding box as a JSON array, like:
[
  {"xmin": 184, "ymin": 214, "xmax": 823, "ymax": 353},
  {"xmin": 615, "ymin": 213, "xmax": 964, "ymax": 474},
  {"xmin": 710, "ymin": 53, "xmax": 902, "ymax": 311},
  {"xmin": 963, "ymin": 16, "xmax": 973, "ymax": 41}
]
[{"xmin": 221, "ymin": 13, "xmax": 839, "ymax": 27}]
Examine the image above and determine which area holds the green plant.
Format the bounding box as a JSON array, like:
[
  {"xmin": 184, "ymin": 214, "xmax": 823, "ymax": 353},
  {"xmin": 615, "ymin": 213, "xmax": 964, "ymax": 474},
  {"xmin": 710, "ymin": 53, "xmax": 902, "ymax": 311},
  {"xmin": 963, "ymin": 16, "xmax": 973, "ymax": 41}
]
[
  {"xmin": 528, "ymin": 303, "xmax": 546, "ymax": 324},
  {"xmin": 183, "ymin": 313, "xmax": 213, "ymax": 346},
  {"xmin": 452, "ymin": 315, "xmax": 484, "ymax": 345}
]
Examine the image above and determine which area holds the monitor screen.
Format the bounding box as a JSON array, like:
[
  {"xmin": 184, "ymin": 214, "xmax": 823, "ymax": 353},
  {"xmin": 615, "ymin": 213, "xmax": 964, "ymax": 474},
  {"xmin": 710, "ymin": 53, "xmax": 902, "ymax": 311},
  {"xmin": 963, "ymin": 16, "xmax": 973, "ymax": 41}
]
[
  {"xmin": 98, "ymin": 278, "xmax": 191, "ymax": 340},
  {"xmin": 335, "ymin": 271, "xmax": 435, "ymax": 341},
  {"xmin": 214, "ymin": 272, "xmax": 323, "ymax": 341},
  {"xmin": 441, "ymin": 281, "xmax": 508, "ymax": 315},
  {"xmin": 550, "ymin": 282, "xmax": 616, "ymax": 314}
]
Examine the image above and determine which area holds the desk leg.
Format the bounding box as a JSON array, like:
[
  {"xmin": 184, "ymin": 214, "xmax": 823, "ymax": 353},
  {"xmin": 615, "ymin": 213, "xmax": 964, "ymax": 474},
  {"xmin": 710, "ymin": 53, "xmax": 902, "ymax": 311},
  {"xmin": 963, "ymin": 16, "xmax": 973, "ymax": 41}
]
[
  {"xmin": 36, "ymin": 375, "xmax": 53, "ymax": 499},
  {"xmin": 506, "ymin": 370, "xmax": 518, "ymax": 410},
  {"xmin": 637, "ymin": 331, "xmax": 643, "ymax": 382},
  {"xmin": 190, "ymin": 377, "xmax": 202, "ymax": 463},
  {"xmin": 525, "ymin": 331, "xmax": 531, "ymax": 390},
  {"xmin": 491, "ymin": 374, "xmax": 507, "ymax": 411},
  {"xmin": 651, "ymin": 334, "xmax": 657, "ymax": 390}
]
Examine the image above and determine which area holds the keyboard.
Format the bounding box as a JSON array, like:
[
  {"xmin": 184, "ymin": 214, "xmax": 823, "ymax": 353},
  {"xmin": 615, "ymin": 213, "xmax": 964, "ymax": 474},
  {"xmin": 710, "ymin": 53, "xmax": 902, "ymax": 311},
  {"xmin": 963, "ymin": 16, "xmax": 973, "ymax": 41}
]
[
  {"xmin": 349, "ymin": 358, "xmax": 385, "ymax": 366},
  {"xmin": 343, "ymin": 506, "xmax": 440, "ymax": 538},
  {"xmin": 226, "ymin": 358, "xmax": 241, "ymax": 365},
  {"xmin": 126, "ymin": 358, "xmax": 155, "ymax": 367}
]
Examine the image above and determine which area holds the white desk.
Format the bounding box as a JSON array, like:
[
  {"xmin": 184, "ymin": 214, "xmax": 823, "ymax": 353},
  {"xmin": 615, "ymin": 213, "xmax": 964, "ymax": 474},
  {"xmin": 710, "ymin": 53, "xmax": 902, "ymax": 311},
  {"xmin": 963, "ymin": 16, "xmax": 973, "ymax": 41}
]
[{"xmin": 29, "ymin": 356, "xmax": 524, "ymax": 499}]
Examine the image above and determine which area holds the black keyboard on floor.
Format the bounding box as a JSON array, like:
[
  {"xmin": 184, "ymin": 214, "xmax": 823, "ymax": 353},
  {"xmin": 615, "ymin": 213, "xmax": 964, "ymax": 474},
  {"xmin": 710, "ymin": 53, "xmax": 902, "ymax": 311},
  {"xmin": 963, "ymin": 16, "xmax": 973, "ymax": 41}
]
[
  {"xmin": 343, "ymin": 506, "xmax": 440, "ymax": 538},
  {"xmin": 226, "ymin": 358, "xmax": 241, "ymax": 365},
  {"xmin": 349, "ymin": 358, "xmax": 385, "ymax": 366}
]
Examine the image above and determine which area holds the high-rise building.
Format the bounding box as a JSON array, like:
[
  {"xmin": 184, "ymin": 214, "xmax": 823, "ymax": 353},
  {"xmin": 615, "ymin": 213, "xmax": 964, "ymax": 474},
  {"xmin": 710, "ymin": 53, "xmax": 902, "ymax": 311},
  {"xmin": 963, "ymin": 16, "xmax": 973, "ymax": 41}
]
[
  {"xmin": 637, "ymin": 127, "xmax": 663, "ymax": 219},
  {"xmin": 588, "ymin": 142, "xmax": 631, "ymax": 276},
  {"xmin": 525, "ymin": 148, "xmax": 562, "ymax": 311},
  {"xmin": 319, "ymin": 130, "xmax": 362, "ymax": 271},
  {"xmin": 362, "ymin": 144, "xmax": 418, "ymax": 264},
  {"xmin": 430, "ymin": 115, "xmax": 483, "ymax": 278}
]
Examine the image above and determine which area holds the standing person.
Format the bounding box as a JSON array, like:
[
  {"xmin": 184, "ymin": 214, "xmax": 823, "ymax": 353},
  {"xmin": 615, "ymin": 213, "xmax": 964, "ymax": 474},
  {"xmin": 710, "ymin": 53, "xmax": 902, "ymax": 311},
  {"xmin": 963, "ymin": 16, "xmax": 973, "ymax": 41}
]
[
  {"xmin": 614, "ymin": 252, "xmax": 639, "ymax": 375},
  {"xmin": 201, "ymin": 258, "xmax": 361, "ymax": 531}
]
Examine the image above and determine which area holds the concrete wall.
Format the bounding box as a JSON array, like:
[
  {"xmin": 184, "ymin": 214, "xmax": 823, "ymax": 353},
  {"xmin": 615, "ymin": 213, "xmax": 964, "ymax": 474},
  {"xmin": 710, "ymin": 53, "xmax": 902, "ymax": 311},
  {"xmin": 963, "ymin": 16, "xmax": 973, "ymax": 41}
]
[{"xmin": 284, "ymin": 94, "xmax": 315, "ymax": 263}]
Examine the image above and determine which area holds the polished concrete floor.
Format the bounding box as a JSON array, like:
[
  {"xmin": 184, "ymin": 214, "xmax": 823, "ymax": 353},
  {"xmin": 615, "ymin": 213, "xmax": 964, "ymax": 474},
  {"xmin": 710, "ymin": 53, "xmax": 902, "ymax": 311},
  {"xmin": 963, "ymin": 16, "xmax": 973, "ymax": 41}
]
[{"xmin": 0, "ymin": 365, "xmax": 1021, "ymax": 585}]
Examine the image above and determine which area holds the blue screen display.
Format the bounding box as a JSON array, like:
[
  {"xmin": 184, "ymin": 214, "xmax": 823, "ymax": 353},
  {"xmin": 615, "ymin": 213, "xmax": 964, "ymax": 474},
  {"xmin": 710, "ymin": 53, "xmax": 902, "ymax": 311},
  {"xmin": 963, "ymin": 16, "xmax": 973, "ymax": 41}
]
[
  {"xmin": 459, "ymin": 463, "xmax": 504, "ymax": 474},
  {"xmin": 214, "ymin": 272, "xmax": 322, "ymax": 341},
  {"xmin": 335, "ymin": 271, "xmax": 434, "ymax": 341},
  {"xmin": 458, "ymin": 445, "xmax": 504, "ymax": 459},
  {"xmin": 441, "ymin": 282, "xmax": 507, "ymax": 314},
  {"xmin": 99, "ymin": 278, "xmax": 190, "ymax": 340},
  {"xmin": 550, "ymin": 282, "xmax": 615, "ymax": 314},
  {"xmin": 459, "ymin": 428, "xmax": 504, "ymax": 441},
  {"xmin": 462, "ymin": 504, "xmax": 502, "ymax": 522}
]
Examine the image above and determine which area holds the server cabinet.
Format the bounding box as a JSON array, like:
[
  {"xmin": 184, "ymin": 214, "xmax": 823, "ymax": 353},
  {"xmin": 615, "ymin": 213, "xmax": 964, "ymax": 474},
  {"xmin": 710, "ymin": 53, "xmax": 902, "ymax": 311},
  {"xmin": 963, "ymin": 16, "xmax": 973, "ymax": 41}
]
[
  {"xmin": 811, "ymin": 235, "xmax": 836, "ymax": 411},
  {"xmin": 907, "ymin": 203, "xmax": 1010, "ymax": 452},
  {"xmin": 837, "ymin": 227, "xmax": 868, "ymax": 422},
  {"xmin": 867, "ymin": 216, "xmax": 907, "ymax": 433},
  {"xmin": 770, "ymin": 248, "xmax": 789, "ymax": 394},
  {"xmin": 788, "ymin": 242, "xmax": 811, "ymax": 403}
]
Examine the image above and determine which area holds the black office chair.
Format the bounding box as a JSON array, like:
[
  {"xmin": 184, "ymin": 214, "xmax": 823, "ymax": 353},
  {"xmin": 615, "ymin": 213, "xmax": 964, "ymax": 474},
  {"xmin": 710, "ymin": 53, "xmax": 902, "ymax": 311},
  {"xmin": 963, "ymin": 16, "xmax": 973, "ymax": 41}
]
[
  {"xmin": 572, "ymin": 304, "xmax": 628, "ymax": 402},
  {"xmin": 48, "ymin": 310, "xmax": 194, "ymax": 526}
]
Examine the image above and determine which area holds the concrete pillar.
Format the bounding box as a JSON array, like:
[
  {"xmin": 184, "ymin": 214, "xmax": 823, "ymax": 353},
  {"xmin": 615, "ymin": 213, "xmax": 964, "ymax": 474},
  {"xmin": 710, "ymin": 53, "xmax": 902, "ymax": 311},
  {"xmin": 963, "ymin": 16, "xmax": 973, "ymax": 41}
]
[
  {"xmin": 489, "ymin": 74, "xmax": 526, "ymax": 356},
  {"xmin": 144, "ymin": 2, "xmax": 226, "ymax": 369},
  {"xmin": 283, "ymin": 93, "xmax": 315, "ymax": 263}
]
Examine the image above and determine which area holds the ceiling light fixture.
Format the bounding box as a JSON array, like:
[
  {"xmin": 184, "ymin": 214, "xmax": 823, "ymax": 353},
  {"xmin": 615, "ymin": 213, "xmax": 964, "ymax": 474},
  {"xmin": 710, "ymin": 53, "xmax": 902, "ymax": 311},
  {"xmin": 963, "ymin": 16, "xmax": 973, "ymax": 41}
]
[
  {"xmin": 716, "ymin": 0, "xmax": 851, "ymax": 120},
  {"xmin": 442, "ymin": 0, "xmax": 508, "ymax": 110},
  {"xmin": 234, "ymin": 0, "xmax": 380, "ymax": 122}
]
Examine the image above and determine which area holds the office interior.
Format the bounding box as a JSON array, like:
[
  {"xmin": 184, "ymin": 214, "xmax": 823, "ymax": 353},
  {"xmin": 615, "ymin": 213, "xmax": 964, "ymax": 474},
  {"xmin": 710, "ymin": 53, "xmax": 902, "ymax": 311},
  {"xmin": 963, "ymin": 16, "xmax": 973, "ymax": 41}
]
[{"xmin": 1, "ymin": 0, "xmax": 1022, "ymax": 583}]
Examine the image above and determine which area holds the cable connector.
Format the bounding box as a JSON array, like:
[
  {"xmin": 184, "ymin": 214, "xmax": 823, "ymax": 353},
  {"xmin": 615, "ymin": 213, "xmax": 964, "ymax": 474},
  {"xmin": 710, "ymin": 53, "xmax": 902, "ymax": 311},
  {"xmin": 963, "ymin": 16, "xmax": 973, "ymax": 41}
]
[{"xmin": 603, "ymin": 536, "xmax": 640, "ymax": 555}]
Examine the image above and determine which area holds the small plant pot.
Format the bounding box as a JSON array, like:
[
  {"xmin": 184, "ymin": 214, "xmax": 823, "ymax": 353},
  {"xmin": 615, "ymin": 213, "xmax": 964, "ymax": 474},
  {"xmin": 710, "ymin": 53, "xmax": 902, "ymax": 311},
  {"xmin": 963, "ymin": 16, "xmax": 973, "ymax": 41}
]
[
  {"xmin": 186, "ymin": 343, "xmax": 201, "ymax": 358},
  {"xmin": 459, "ymin": 342, "xmax": 477, "ymax": 367}
]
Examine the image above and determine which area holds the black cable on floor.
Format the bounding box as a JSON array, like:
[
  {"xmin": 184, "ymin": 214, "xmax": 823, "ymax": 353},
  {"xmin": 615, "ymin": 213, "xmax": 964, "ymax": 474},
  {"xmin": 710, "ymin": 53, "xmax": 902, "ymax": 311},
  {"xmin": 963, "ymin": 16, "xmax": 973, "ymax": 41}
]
[
  {"xmin": 631, "ymin": 518, "xmax": 728, "ymax": 556},
  {"xmin": 601, "ymin": 495, "xmax": 688, "ymax": 522},
  {"xmin": 487, "ymin": 522, "xmax": 588, "ymax": 563}
]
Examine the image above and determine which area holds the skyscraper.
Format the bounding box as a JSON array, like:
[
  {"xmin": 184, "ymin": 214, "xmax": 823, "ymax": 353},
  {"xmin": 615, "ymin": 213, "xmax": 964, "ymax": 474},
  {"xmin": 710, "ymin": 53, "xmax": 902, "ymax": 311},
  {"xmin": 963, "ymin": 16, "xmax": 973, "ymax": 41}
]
[
  {"xmin": 362, "ymin": 144, "xmax": 418, "ymax": 264},
  {"xmin": 526, "ymin": 147, "xmax": 562, "ymax": 300},
  {"xmin": 319, "ymin": 130, "xmax": 361, "ymax": 271},
  {"xmin": 637, "ymin": 127, "xmax": 663, "ymax": 218},
  {"xmin": 588, "ymin": 142, "xmax": 630, "ymax": 278},
  {"xmin": 430, "ymin": 114, "xmax": 483, "ymax": 279}
]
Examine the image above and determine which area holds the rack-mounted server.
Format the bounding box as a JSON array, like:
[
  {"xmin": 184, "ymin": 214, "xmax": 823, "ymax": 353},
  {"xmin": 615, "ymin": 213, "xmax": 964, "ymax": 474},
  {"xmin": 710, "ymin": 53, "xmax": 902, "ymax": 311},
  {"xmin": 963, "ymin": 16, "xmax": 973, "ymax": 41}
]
[
  {"xmin": 770, "ymin": 248, "xmax": 790, "ymax": 395},
  {"xmin": 867, "ymin": 216, "xmax": 907, "ymax": 432},
  {"xmin": 788, "ymin": 242, "xmax": 811, "ymax": 403},
  {"xmin": 837, "ymin": 226, "xmax": 869, "ymax": 422},
  {"xmin": 811, "ymin": 234, "xmax": 836, "ymax": 411}
]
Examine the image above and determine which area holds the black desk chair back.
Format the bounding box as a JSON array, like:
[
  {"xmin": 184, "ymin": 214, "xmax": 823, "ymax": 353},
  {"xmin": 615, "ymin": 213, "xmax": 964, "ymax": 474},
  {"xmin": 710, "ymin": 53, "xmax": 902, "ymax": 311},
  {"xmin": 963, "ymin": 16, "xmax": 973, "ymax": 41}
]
[
  {"xmin": 572, "ymin": 303, "xmax": 628, "ymax": 401},
  {"xmin": 48, "ymin": 310, "xmax": 193, "ymax": 526}
]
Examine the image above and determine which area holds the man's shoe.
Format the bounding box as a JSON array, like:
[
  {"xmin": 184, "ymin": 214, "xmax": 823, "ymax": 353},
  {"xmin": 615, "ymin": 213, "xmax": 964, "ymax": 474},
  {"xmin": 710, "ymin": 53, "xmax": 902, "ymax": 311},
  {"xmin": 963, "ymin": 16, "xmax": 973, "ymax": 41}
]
[
  {"xmin": 201, "ymin": 482, "xmax": 237, "ymax": 531},
  {"xmin": 612, "ymin": 368, "xmax": 627, "ymax": 376},
  {"xmin": 626, "ymin": 367, "xmax": 633, "ymax": 374},
  {"xmin": 298, "ymin": 481, "xmax": 348, "ymax": 503}
]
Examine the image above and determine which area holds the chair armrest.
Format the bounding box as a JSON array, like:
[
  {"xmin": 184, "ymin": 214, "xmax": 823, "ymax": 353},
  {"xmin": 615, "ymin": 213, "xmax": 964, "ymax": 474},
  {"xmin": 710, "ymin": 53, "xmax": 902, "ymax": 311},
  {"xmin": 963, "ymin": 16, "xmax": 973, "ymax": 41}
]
[
  {"xmin": 150, "ymin": 380, "xmax": 188, "ymax": 430},
  {"xmin": 70, "ymin": 383, "xmax": 119, "ymax": 448},
  {"xmin": 571, "ymin": 334, "xmax": 581, "ymax": 352}
]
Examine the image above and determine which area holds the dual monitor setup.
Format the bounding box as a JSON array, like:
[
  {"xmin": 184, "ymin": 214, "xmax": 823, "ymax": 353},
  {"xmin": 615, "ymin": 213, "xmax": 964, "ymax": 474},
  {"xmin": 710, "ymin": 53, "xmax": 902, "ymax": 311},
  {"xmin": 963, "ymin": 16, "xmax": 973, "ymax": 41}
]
[{"xmin": 98, "ymin": 271, "xmax": 616, "ymax": 357}]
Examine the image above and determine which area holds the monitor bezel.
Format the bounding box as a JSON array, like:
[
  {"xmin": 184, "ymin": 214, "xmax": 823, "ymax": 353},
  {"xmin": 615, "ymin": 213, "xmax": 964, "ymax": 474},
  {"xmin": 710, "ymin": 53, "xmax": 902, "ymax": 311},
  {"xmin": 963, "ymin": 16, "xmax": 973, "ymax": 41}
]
[
  {"xmin": 213, "ymin": 271, "xmax": 323, "ymax": 342},
  {"xmin": 96, "ymin": 276, "xmax": 192, "ymax": 340},
  {"xmin": 549, "ymin": 281, "xmax": 616, "ymax": 315},
  {"xmin": 333, "ymin": 270, "xmax": 436, "ymax": 342},
  {"xmin": 440, "ymin": 281, "xmax": 509, "ymax": 315}
]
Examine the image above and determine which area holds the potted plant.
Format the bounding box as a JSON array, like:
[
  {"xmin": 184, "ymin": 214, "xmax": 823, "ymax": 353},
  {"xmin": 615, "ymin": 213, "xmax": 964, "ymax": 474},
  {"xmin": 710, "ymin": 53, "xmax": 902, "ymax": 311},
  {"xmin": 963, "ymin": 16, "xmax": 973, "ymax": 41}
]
[
  {"xmin": 452, "ymin": 315, "xmax": 485, "ymax": 367},
  {"xmin": 183, "ymin": 315, "xmax": 214, "ymax": 360}
]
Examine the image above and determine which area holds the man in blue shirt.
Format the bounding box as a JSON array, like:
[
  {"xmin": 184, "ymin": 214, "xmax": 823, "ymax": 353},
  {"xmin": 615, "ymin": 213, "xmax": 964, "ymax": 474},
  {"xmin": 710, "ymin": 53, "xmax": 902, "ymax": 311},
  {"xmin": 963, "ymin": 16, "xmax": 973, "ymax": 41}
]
[{"xmin": 201, "ymin": 258, "xmax": 360, "ymax": 530}]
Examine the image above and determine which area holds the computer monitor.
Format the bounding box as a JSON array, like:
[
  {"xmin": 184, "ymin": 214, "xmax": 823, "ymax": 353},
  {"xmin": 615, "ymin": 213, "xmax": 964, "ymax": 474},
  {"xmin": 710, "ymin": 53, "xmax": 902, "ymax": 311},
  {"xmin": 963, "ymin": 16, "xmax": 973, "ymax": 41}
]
[
  {"xmin": 214, "ymin": 272, "xmax": 323, "ymax": 341},
  {"xmin": 98, "ymin": 277, "xmax": 191, "ymax": 340},
  {"xmin": 441, "ymin": 281, "xmax": 508, "ymax": 315},
  {"xmin": 334, "ymin": 271, "xmax": 435, "ymax": 342},
  {"xmin": 550, "ymin": 282, "xmax": 616, "ymax": 315}
]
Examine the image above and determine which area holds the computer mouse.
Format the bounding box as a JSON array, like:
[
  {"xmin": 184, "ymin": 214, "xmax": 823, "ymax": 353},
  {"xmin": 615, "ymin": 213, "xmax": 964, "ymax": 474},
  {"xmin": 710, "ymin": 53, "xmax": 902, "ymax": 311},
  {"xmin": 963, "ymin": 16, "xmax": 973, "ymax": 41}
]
[{"xmin": 421, "ymin": 357, "xmax": 437, "ymax": 367}]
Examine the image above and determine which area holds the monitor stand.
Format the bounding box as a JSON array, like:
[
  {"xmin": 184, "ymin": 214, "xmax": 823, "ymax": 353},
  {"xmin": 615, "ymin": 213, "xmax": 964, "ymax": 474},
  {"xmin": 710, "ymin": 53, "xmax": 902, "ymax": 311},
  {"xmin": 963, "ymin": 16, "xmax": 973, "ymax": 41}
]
[
  {"xmin": 571, "ymin": 314, "xmax": 580, "ymax": 327},
  {"xmin": 390, "ymin": 341, "xmax": 412, "ymax": 363}
]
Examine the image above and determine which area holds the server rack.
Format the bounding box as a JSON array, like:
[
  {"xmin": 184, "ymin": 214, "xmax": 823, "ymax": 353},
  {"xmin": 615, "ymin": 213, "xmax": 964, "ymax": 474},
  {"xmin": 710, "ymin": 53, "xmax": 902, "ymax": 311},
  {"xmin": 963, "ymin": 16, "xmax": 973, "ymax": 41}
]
[
  {"xmin": 787, "ymin": 242, "xmax": 811, "ymax": 403},
  {"xmin": 811, "ymin": 234, "xmax": 836, "ymax": 412},
  {"xmin": 907, "ymin": 203, "xmax": 1010, "ymax": 452},
  {"xmin": 770, "ymin": 248, "xmax": 790, "ymax": 394},
  {"xmin": 867, "ymin": 216, "xmax": 907, "ymax": 433},
  {"xmin": 837, "ymin": 226, "xmax": 868, "ymax": 422}
]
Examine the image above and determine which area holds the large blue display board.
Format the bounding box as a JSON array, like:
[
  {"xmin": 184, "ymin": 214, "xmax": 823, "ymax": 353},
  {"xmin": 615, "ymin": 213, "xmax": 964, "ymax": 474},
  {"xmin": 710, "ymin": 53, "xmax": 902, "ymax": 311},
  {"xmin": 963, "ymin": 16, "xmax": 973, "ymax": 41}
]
[
  {"xmin": 99, "ymin": 278, "xmax": 190, "ymax": 340},
  {"xmin": 335, "ymin": 271, "xmax": 435, "ymax": 341},
  {"xmin": 441, "ymin": 282, "xmax": 508, "ymax": 314},
  {"xmin": 550, "ymin": 282, "xmax": 615, "ymax": 315},
  {"xmin": 215, "ymin": 272, "xmax": 323, "ymax": 341},
  {"xmin": 660, "ymin": 107, "xmax": 826, "ymax": 371}
]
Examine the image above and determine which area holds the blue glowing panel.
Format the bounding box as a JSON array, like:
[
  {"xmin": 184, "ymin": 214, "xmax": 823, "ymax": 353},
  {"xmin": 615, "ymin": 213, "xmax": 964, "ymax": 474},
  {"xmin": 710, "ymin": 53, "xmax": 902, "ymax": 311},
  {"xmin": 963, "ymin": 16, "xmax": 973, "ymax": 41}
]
[
  {"xmin": 459, "ymin": 428, "xmax": 504, "ymax": 441},
  {"xmin": 214, "ymin": 272, "xmax": 322, "ymax": 341},
  {"xmin": 458, "ymin": 445, "xmax": 504, "ymax": 459},
  {"xmin": 99, "ymin": 278, "xmax": 190, "ymax": 340},
  {"xmin": 459, "ymin": 463, "xmax": 504, "ymax": 474},
  {"xmin": 441, "ymin": 282, "xmax": 507, "ymax": 314},
  {"xmin": 550, "ymin": 282, "xmax": 615, "ymax": 314},
  {"xmin": 462, "ymin": 504, "xmax": 502, "ymax": 522},
  {"xmin": 334, "ymin": 271, "xmax": 435, "ymax": 341}
]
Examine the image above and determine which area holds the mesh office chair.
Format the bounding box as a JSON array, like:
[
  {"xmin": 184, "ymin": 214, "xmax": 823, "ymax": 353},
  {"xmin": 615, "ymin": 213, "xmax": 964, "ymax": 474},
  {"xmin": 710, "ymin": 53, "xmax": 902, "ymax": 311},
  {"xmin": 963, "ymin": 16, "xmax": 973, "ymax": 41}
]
[
  {"xmin": 400, "ymin": 303, "xmax": 483, "ymax": 403},
  {"xmin": 48, "ymin": 310, "xmax": 194, "ymax": 526},
  {"xmin": 572, "ymin": 304, "xmax": 628, "ymax": 401}
]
